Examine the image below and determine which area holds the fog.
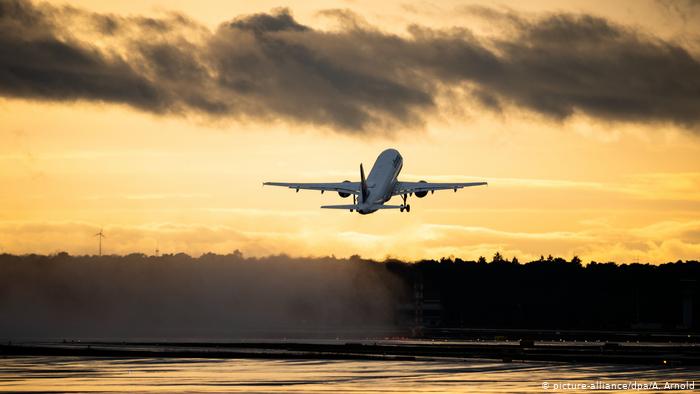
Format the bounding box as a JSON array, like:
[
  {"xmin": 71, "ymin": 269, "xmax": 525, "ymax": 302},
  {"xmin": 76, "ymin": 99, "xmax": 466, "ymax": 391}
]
[{"xmin": 0, "ymin": 252, "xmax": 406, "ymax": 340}]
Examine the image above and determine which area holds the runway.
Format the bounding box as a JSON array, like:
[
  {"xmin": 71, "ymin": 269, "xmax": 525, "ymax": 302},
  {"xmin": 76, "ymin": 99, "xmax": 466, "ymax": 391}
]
[
  {"xmin": 1, "ymin": 354, "xmax": 697, "ymax": 393},
  {"xmin": 2, "ymin": 338, "xmax": 699, "ymax": 365}
]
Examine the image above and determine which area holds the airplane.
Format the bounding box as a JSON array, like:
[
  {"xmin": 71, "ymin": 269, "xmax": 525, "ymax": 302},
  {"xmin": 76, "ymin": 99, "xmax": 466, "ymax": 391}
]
[{"xmin": 263, "ymin": 148, "xmax": 487, "ymax": 214}]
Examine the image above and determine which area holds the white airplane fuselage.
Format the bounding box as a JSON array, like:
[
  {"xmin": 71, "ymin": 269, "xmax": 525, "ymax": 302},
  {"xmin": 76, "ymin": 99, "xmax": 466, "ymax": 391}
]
[
  {"xmin": 358, "ymin": 148, "xmax": 403, "ymax": 214},
  {"xmin": 263, "ymin": 148, "xmax": 487, "ymax": 214}
]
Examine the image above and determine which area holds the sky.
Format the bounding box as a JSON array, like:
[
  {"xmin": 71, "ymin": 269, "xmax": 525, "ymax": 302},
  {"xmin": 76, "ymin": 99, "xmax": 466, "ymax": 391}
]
[{"xmin": 1, "ymin": 0, "xmax": 699, "ymax": 263}]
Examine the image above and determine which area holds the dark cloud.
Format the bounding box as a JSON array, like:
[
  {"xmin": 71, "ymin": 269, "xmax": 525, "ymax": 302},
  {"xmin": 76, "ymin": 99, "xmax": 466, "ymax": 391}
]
[
  {"xmin": 488, "ymin": 13, "xmax": 700, "ymax": 125},
  {"xmin": 0, "ymin": 0, "xmax": 170, "ymax": 111},
  {"xmin": 229, "ymin": 8, "xmax": 309, "ymax": 33},
  {"xmin": 1, "ymin": 0, "xmax": 699, "ymax": 132}
]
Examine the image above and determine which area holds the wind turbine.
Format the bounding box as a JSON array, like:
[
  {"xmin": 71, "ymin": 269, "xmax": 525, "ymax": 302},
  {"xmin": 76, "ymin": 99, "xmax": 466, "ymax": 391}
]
[{"xmin": 95, "ymin": 229, "xmax": 105, "ymax": 256}]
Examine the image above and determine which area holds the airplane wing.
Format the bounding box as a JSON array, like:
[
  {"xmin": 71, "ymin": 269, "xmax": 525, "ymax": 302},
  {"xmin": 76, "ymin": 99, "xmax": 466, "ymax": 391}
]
[
  {"xmin": 263, "ymin": 181, "xmax": 360, "ymax": 194},
  {"xmin": 393, "ymin": 181, "xmax": 487, "ymax": 196}
]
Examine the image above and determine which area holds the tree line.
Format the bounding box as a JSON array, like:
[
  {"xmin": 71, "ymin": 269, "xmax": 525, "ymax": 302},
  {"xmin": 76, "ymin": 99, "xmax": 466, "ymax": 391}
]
[{"xmin": 0, "ymin": 252, "xmax": 697, "ymax": 339}]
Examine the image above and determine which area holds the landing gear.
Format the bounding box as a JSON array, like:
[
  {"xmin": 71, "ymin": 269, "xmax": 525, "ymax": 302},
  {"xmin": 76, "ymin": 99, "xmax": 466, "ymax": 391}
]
[{"xmin": 400, "ymin": 194, "xmax": 411, "ymax": 213}]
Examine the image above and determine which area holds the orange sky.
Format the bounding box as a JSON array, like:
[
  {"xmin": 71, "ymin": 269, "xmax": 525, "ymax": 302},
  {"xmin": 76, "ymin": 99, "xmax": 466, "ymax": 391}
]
[{"xmin": 1, "ymin": 0, "xmax": 699, "ymax": 262}]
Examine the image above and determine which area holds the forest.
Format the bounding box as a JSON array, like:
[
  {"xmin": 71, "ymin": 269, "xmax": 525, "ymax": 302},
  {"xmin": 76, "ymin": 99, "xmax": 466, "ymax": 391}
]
[{"xmin": 0, "ymin": 252, "xmax": 697, "ymax": 339}]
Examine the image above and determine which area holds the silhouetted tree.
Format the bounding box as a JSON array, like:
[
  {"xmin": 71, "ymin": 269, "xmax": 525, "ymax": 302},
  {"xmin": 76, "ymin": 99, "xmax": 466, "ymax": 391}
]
[{"xmin": 0, "ymin": 253, "xmax": 698, "ymax": 337}]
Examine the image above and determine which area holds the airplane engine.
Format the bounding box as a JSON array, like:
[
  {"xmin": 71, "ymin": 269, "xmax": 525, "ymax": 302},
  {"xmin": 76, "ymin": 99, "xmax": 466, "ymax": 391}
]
[
  {"xmin": 338, "ymin": 180, "xmax": 352, "ymax": 198},
  {"xmin": 415, "ymin": 180, "xmax": 428, "ymax": 198}
]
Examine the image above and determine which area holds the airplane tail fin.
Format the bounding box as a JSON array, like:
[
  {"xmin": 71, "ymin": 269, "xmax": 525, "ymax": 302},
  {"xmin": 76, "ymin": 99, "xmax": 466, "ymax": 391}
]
[{"xmin": 360, "ymin": 163, "xmax": 369, "ymax": 202}]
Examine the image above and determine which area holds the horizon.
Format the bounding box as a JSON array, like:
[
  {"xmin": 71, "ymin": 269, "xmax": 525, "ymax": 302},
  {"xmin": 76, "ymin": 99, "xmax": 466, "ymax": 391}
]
[{"xmin": 4, "ymin": 250, "xmax": 699, "ymax": 266}]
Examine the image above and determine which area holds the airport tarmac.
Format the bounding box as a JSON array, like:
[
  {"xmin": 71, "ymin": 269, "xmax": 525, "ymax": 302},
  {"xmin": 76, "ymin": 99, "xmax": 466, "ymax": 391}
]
[
  {"xmin": 2, "ymin": 338, "xmax": 699, "ymax": 365},
  {"xmin": 2, "ymin": 355, "xmax": 697, "ymax": 393}
]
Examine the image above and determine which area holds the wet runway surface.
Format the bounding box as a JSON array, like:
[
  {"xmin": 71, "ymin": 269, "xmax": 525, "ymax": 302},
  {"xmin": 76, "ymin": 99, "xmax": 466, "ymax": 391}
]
[{"xmin": 0, "ymin": 355, "xmax": 697, "ymax": 393}]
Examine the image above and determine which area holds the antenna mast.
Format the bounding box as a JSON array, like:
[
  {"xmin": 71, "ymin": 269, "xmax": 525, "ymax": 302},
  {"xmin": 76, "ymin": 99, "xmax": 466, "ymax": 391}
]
[{"xmin": 95, "ymin": 229, "xmax": 105, "ymax": 256}]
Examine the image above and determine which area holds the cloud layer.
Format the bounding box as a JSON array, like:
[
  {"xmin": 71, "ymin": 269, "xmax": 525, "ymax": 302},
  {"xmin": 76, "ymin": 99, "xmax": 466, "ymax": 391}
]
[
  {"xmin": 2, "ymin": 216, "xmax": 699, "ymax": 264},
  {"xmin": 1, "ymin": 0, "xmax": 699, "ymax": 132}
]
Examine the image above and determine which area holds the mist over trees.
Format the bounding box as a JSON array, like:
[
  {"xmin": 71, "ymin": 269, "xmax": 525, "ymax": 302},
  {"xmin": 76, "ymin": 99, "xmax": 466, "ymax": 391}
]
[
  {"xmin": 0, "ymin": 252, "xmax": 404, "ymax": 339},
  {"xmin": 0, "ymin": 252, "xmax": 697, "ymax": 340}
]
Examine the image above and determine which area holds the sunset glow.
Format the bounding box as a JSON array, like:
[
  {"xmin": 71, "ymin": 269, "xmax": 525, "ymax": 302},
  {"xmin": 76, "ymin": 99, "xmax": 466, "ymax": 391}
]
[{"xmin": 1, "ymin": 0, "xmax": 699, "ymax": 262}]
